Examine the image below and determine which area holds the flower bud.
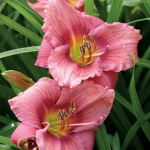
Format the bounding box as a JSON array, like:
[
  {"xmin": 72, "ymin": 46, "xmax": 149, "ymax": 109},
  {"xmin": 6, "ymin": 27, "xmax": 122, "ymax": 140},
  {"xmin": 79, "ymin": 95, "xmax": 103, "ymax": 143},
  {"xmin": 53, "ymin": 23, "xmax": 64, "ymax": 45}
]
[{"xmin": 2, "ymin": 70, "xmax": 35, "ymax": 91}]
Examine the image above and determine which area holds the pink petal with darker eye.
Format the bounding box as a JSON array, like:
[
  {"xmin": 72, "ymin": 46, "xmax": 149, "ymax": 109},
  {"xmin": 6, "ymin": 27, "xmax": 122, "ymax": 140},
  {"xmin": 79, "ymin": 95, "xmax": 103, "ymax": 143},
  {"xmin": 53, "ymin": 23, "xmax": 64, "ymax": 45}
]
[
  {"xmin": 35, "ymin": 37, "xmax": 54, "ymax": 68},
  {"xmin": 90, "ymin": 22, "xmax": 142, "ymax": 72},
  {"xmin": 42, "ymin": 0, "xmax": 104, "ymax": 48},
  {"xmin": 36, "ymin": 122, "xmax": 62, "ymax": 150},
  {"xmin": 53, "ymin": 81, "xmax": 114, "ymax": 132},
  {"xmin": 88, "ymin": 71, "xmax": 118, "ymax": 89},
  {"xmin": 48, "ymin": 44, "xmax": 102, "ymax": 88},
  {"xmin": 8, "ymin": 78, "xmax": 61, "ymax": 129},
  {"xmin": 11, "ymin": 123, "xmax": 37, "ymax": 148},
  {"xmin": 27, "ymin": 0, "xmax": 46, "ymax": 18}
]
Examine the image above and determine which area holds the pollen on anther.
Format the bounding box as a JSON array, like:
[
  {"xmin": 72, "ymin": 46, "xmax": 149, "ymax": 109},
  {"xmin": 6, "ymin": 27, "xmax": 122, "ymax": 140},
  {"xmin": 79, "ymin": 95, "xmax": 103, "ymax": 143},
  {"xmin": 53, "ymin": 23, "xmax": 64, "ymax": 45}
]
[{"xmin": 69, "ymin": 107, "xmax": 74, "ymax": 114}]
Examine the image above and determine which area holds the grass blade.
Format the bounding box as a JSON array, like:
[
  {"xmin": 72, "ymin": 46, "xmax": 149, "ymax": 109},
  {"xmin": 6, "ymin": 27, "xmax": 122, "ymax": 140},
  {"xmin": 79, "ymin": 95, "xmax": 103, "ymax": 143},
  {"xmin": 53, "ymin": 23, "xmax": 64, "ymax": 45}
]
[
  {"xmin": 128, "ymin": 18, "xmax": 150, "ymax": 24},
  {"xmin": 112, "ymin": 132, "xmax": 120, "ymax": 150},
  {"xmin": 121, "ymin": 112, "xmax": 150, "ymax": 150},
  {"xmin": 85, "ymin": 0, "xmax": 94, "ymax": 15},
  {"xmin": 107, "ymin": 0, "xmax": 124, "ymax": 23},
  {"xmin": 0, "ymin": 135, "xmax": 19, "ymax": 149},
  {"xmin": 94, "ymin": 0, "xmax": 107, "ymax": 21},
  {"xmin": 4, "ymin": 0, "xmax": 44, "ymax": 36},
  {"xmin": 115, "ymin": 91, "xmax": 133, "ymax": 114},
  {"xmin": 130, "ymin": 57, "xmax": 150, "ymax": 141},
  {"xmin": 0, "ymin": 47, "xmax": 39, "ymax": 59},
  {"xmin": 12, "ymin": 0, "xmax": 43, "ymax": 24},
  {"xmin": 0, "ymin": 14, "xmax": 42, "ymax": 45},
  {"xmin": 126, "ymin": 0, "xmax": 150, "ymax": 6},
  {"xmin": 95, "ymin": 123, "xmax": 111, "ymax": 150},
  {"xmin": 136, "ymin": 58, "xmax": 150, "ymax": 68},
  {"xmin": 135, "ymin": 46, "xmax": 150, "ymax": 84}
]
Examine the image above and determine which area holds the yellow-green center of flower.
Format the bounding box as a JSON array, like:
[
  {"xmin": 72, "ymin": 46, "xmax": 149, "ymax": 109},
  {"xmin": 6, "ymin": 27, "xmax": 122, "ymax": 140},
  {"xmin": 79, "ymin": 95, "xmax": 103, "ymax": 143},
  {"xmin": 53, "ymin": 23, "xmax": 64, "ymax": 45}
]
[
  {"xmin": 45, "ymin": 101, "xmax": 76, "ymax": 137},
  {"xmin": 19, "ymin": 137, "xmax": 39, "ymax": 150},
  {"xmin": 69, "ymin": 34, "xmax": 100, "ymax": 66}
]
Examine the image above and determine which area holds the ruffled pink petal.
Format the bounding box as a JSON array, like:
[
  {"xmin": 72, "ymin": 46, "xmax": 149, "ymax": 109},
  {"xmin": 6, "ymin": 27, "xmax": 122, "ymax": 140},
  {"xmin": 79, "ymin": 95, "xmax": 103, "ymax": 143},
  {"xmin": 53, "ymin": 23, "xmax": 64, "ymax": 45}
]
[
  {"xmin": 42, "ymin": 0, "xmax": 104, "ymax": 48},
  {"xmin": 27, "ymin": 0, "xmax": 46, "ymax": 18},
  {"xmin": 100, "ymin": 44, "xmax": 139, "ymax": 72},
  {"xmin": 89, "ymin": 22, "xmax": 142, "ymax": 72},
  {"xmin": 35, "ymin": 37, "xmax": 54, "ymax": 68},
  {"xmin": 88, "ymin": 71, "xmax": 118, "ymax": 89},
  {"xmin": 36, "ymin": 122, "xmax": 62, "ymax": 150},
  {"xmin": 54, "ymin": 81, "xmax": 114, "ymax": 132},
  {"xmin": 8, "ymin": 78, "xmax": 61, "ymax": 129},
  {"xmin": 11, "ymin": 123, "xmax": 37, "ymax": 148},
  {"xmin": 48, "ymin": 44, "xmax": 102, "ymax": 88}
]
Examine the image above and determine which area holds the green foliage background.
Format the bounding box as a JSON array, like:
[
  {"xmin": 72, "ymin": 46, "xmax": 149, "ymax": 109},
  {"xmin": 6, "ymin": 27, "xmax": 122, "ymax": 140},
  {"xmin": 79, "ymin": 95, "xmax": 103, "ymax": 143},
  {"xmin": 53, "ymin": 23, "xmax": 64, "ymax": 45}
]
[{"xmin": 0, "ymin": 0, "xmax": 150, "ymax": 149}]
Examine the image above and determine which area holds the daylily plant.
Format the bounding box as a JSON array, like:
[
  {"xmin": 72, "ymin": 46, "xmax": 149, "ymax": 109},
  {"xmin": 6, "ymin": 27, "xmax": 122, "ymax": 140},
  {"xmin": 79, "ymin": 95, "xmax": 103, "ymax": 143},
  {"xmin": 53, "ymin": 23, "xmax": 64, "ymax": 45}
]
[
  {"xmin": 9, "ymin": 77, "xmax": 114, "ymax": 150},
  {"xmin": 35, "ymin": 0, "xmax": 142, "ymax": 88},
  {"xmin": 27, "ymin": 0, "xmax": 85, "ymax": 18}
]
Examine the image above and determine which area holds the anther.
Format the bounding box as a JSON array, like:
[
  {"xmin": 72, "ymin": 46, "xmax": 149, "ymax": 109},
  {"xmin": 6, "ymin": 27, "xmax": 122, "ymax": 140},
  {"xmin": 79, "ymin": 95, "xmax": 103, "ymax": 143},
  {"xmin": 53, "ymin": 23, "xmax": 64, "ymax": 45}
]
[
  {"xmin": 83, "ymin": 35, "xmax": 87, "ymax": 41},
  {"xmin": 63, "ymin": 109, "xmax": 67, "ymax": 117},
  {"xmin": 69, "ymin": 107, "xmax": 74, "ymax": 114},
  {"xmin": 80, "ymin": 45, "xmax": 84, "ymax": 52},
  {"xmin": 58, "ymin": 110, "xmax": 64, "ymax": 120},
  {"xmin": 71, "ymin": 101, "xmax": 76, "ymax": 110},
  {"xmin": 90, "ymin": 34, "xmax": 94, "ymax": 41},
  {"xmin": 86, "ymin": 41, "xmax": 91, "ymax": 50}
]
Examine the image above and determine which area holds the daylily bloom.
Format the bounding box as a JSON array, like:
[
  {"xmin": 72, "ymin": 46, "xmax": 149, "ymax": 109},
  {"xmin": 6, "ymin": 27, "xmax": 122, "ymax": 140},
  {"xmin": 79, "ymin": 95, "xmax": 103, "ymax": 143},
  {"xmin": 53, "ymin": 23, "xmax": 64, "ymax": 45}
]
[
  {"xmin": 35, "ymin": 0, "xmax": 142, "ymax": 88},
  {"xmin": 35, "ymin": 0, "xmax": 141, "ymax": 88},
  {"xmin": 27, "ymin": 0, "xmax": 85, "ymax": 18},
  {"xmin": 9, "ymin": 77, "xmax": 114, "ymax": 150}
]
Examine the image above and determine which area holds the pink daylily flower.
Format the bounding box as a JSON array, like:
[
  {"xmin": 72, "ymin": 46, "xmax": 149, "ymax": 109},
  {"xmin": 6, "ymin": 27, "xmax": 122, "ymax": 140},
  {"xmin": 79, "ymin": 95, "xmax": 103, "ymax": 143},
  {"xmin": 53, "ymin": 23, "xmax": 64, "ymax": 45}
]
[
  {"xmin": 35, "ymin": 0, "xmax": 142, "ymax": 88},
  {"xmin": 9, "ymin": 77, "xmax": 114, "ymax": 150},
  {"xmin": 27, "ymin": 0, "xmax": 85, "ymax": 18}
]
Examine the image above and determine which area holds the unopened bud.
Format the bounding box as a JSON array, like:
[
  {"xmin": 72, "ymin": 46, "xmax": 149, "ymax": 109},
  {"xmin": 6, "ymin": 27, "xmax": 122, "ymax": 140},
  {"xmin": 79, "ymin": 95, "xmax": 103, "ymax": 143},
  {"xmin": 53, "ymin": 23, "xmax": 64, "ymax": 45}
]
[{"xmin": 1, "ymin": 70, "xmax": 35, "ymax": 91}]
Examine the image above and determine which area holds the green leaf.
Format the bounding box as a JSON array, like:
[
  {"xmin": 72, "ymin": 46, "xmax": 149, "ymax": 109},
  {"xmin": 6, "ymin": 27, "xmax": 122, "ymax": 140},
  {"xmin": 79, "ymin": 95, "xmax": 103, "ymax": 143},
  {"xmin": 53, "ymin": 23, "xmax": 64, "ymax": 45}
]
[
  {"xmin": 0, "ymin": 124, "xmax": 18, "ymax": 138},
  {"xmin": 4, "ymin": 0, "xmax": 44, "ymax": 36},
  {"xmin": 128, "ymin": 18, "xmax": 150, "ymax": 24},
  {"xmin": 0, "ymin": 116, "xmax": 12, "ymax": 125},
  {"xmin": 130, "ymin": 57, "xmax": 150, "ymax": 141},
  {"xmin": 112, "ymin": 132, "xmax": 120, "ymax": 150},
  {"xmin": 121, "ymin": 112, "xmax": 150, "ymax": 150},
  {"xmin": 135, "ymin": 46, "xmax": 150, "ymax": 84},
  {"xmin": 125, "ymin": 0, "xmax": 150, "ymax": 6},
  {"xmin": 85, "ymin": 0, "xmax": 94, "ymax": 15},
  {"xmin": 144, "ymin": 2, "xmax": 150, "ymax": 14},
  {"xmin": 11, "ymin": 0, "xmax": 43, "ymax": 24},
  {"xmin": 0, "ymin": 136, "xmax": 18, "ymax": 149},
  {"xmin": 0, "ymin": 47, "xmax": 39, "ymax": 59},
  {"xmin": 123, "ymin": 0, "xmax": 138, "ymax": 5},
  {"xmin": 107, "ymin": 0, "xmax": 124, "ymax": 23},
  {"xmin": 0, "ymin": 1, "xmax": 6, "ymax": 13},
  {"xmin": 0, "ymin": 84, "xmax": 15, "ymax": 97},
  {"xmin": 95, "ymin": 123, "xmax": 111, "ymax": 150},
  {"xmin": 0, "ymin": 144, "xmax": 19, "ymax": 150},
  {"xmin": 0, "ymin": 14, "xmax": 42, "ymax": 45},
  {"xmin": 94, "ymin": 0, "xmax": 107, "ymax": 21},
  {"xmin": 115, "ymin": 91, "xmax": 133, "ymax": 114},
  {"xmin": 136, "ymin": 58, "xmax": 150, "ymax": 69}
]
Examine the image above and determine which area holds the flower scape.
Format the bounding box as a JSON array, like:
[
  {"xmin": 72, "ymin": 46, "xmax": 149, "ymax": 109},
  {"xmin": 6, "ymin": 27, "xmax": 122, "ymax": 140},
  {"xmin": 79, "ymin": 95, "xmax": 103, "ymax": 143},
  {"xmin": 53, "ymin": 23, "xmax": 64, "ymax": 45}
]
[{"xmin": 5, "ymin": 0, "xmax": 142, "ymax": 150}]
